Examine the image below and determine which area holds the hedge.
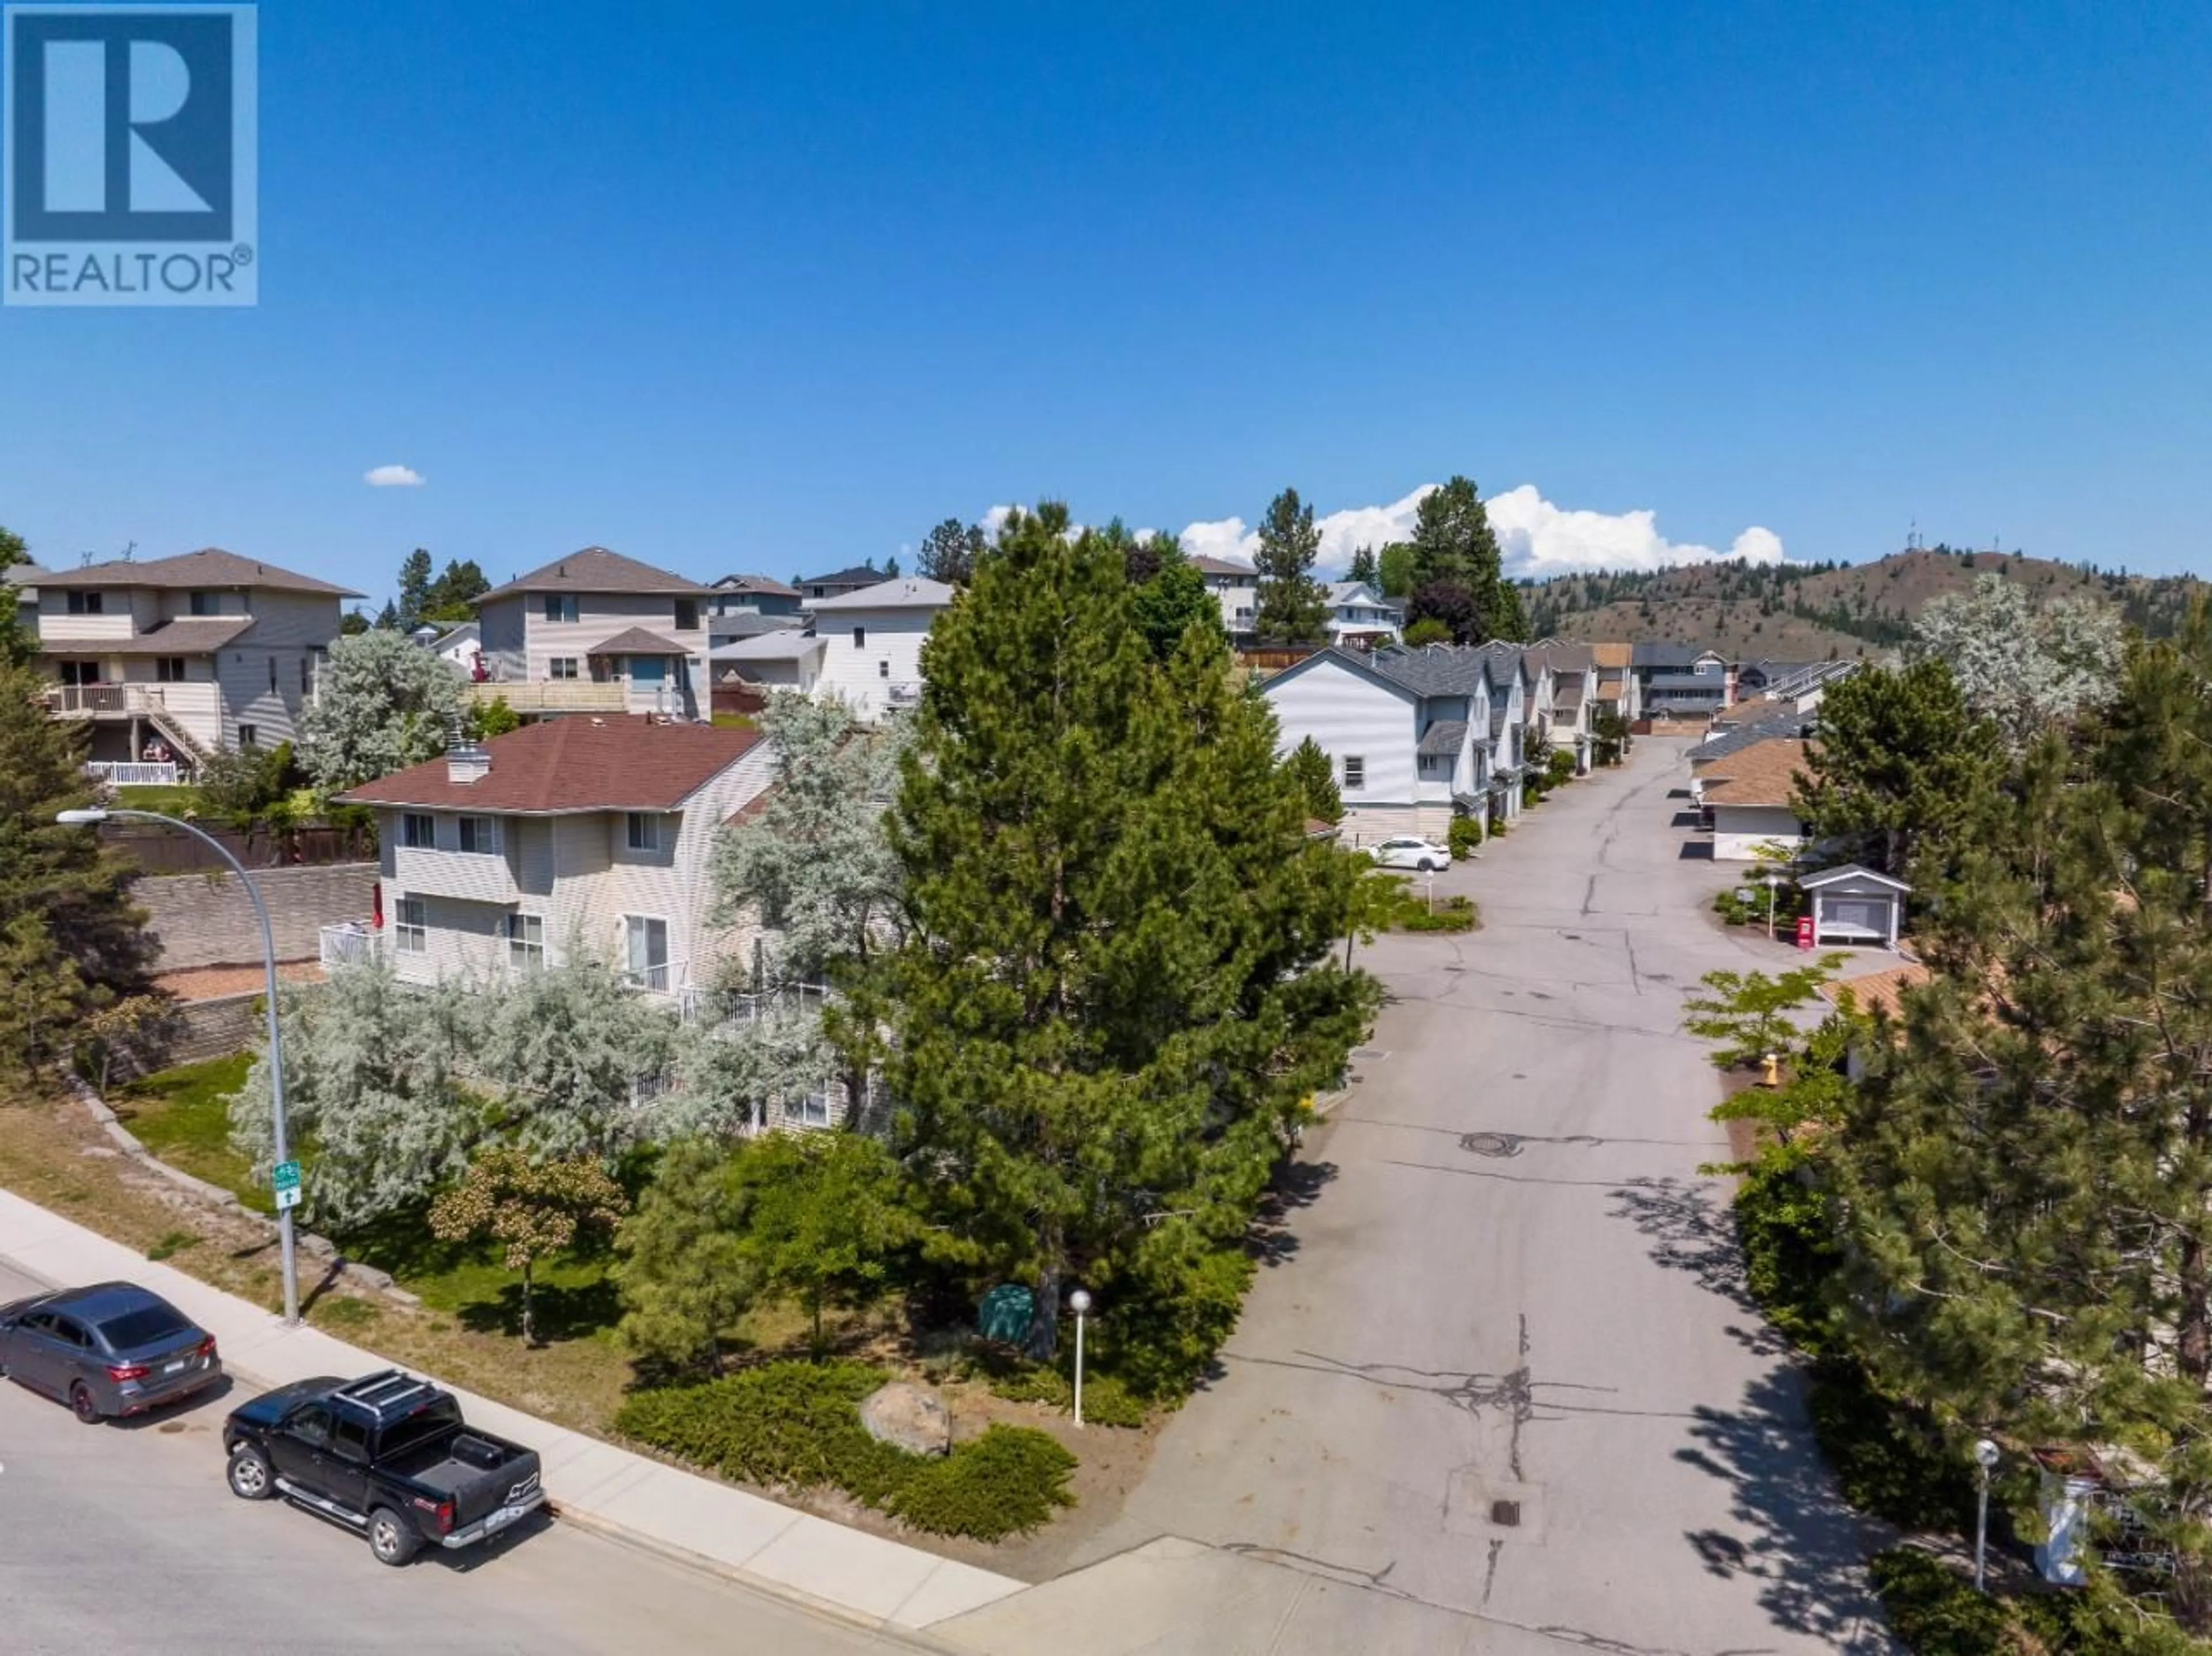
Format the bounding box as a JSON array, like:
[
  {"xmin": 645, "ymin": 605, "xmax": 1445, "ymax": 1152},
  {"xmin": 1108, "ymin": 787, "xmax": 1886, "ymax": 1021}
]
[{"xmin": 614, "ymin": 1360, "xmax": 1075, "ymax": 1541}]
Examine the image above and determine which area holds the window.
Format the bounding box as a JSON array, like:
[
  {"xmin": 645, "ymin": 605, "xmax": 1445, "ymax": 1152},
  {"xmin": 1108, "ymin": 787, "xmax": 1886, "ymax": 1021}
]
[
  {"xmin": 155, "ymin": 657, "xmax": 187, "ymax": 683},
  {"xmin": 796, "ymin": 1090, "xmax": 832, "ymax": 1128},
  {"xmin": 624, "ymin": 916, "xmax": 669, "ymax": 992},
  {"xmin": 329, "ymin": 1417, "xmax": 370, "ymax": 1462},
  {"xmin": 457, "ymin": 815, "xmax": 496, "ymax": 855},
  {"xmin": 852, "ymin": 625, "xmax": 866, "ymax": 648},
  {"xmin": 507, "ymin": 913, "xmax": 544, "ymax": 972},
  {"xmin": 401, "ymin": 812, "xmax": 435, "ymax": 850},
  {"xmin": 543, "ymin": 594, "xmax": 579, "ymax": 623},
  {"xmin": 188, "ymin": 591, "xmax": 219, "ymax": 617},
  {"xmin": 548, "ymin": 657, "xmax": 579, "ymax": 680},
  {"xmin": 1343, "ymin": 755, "xmax": 1365, "ymax": 789},
  {"xmin": 395, "ymin": 897, "xmax": 427, "ymax": 954},
  {"xmin": 300, "ymin": 655, "xmax": 313, "ymax": 694},
  {"xmin": 237, "ymin": 724, "xmax": 258, "ymax": 748},
  {"xmin": 288, "ymin": 1405, "xmax": 334, "ymax": 1450},
  {"xmin": 268, "ymin": 657, "xmax": 278, "ymax": 693},
  {"xmin": 674, "ymin": 598, "xmax": 700, "ymax": 631},
  {"xmin": 66, "ymin": 591, "xmax": 103, "ymax": 615},
  {"xmin": 625, "ymin": 812, "xmax": 660, "ymax": 852},
  {"xmin": 878, "ymin": 659, "xmax": 891, "ymax": 678}
]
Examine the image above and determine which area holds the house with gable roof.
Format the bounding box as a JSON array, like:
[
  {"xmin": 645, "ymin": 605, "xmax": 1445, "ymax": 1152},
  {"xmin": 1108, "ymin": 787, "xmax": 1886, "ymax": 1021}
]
[
  {"xmin": 471, "ymin": 547, "xmax": 712, "ymax": 720},
  {"xmin": 1260, "ymin": 641, "xmax": 1528, "ymax": 844}
]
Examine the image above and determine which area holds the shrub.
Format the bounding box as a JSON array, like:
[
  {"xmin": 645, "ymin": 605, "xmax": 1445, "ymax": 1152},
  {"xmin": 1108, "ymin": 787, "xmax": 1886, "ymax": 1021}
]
[
  {"xmin": 615, "ymin": 1360, "xmax": 1080, "ymax": 1540},
  {"xmin": 1713, "ymin": 886, "xmax": 1763, "ymax": 927},
  {"xmin": 1868, "ymin": 1549, "xmax": 2016, "ymax": 1656},
  {"xmin": 1806, "ymin": 1362, "xmax": 1974, "ymax": 1533},
  {"xmin": 986, "ymin": 1360, "xmax": 1149, "ymax": 1428},
  {"xmin": 1446, "ymin": 815, "xmax": 1483, "ymax": 859},
  {"xmin": 891, "ymin": 1426, "xmax": 1076, "ymax": 1537},
  {"xmin": 1399, "ymin": 896, "xmax": 1478, "ymax": 933}
]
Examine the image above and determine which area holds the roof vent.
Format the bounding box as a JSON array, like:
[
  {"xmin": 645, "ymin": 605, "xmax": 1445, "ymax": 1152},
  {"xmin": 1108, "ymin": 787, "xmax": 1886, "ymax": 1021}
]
[{"xmin": 446, "ymin": 743, "xmax": 491, "ymax": 785}]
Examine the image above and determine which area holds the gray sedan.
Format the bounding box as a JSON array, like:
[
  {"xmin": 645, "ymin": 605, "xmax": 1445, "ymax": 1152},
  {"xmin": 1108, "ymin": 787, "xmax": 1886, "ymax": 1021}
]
[{"xmin": 0, "ymin": 1281, "xmax": 222, "ymax": 1422}]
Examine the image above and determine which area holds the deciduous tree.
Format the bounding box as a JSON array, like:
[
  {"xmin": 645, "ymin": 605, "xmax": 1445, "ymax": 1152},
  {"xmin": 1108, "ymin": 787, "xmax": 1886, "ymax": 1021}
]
[
  {"xmin": 727, "ymin": 1130, "xmax": 912, "ymax": 1355},
  {"xmin": 1131, "ymin": 552, "xmax": 1226, "ymax": 664},
  {"xmin": 298, "ymin": 626, "xmax": 464, "ymax": 791},
  {"xmin": 1907, "ymin": 572, "xmax": 2125, "ymax": 748},
  {"xmin": 480, "ymin": 954, "xmax": 679, "ymax": 1161},
  {"xmin": 430, "ymin": 1148, "xmax": 627, "ymax": 1344}
]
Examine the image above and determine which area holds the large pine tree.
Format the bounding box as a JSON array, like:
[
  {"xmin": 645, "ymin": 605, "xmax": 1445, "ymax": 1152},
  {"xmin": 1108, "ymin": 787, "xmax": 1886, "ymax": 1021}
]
[
  {"xmin": 1830, "ymin": 610, "xmax": 2212, "ymax": 1617},
  {"xmin": 855, "ymin": 504, "xmax": 1375, "ymax": 1370},
  {"xmin": 1406, "ymin": 476, "xmax": 1527, "ymax": 642},
  {"xmin": 1251, "ymin": 487, "xmax": 1330, "ymax": 645}
]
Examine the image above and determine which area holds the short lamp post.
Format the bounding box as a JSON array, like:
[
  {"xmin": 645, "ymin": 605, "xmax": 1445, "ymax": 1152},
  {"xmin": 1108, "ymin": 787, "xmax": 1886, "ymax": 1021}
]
[
  {"xmin": 1974, "ymin": 1438, "xmax": 2001, "ymax": 1593},
  {"xmin": 1760, "ymin": 871, "xmax": 1790, "ymax": 942},
  {"xmin": 57, "ymin": 806, "xmax": 300, "ymax": 1326},
  {"xmin": 1068, "ymin": 1288, "xmax": 1093, "ymax": 1428}
]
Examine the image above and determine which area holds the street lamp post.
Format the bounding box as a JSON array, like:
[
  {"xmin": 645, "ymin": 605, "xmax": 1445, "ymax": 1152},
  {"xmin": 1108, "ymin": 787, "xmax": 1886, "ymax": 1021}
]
[
  {"xmin": 1761, "ymin": 871, "xmax": 1789, "ymax": 942},
  {"xmin": 58, "ymin": 806, "xmax": 300, "ymax": 1325},
  {"xmin": 1068, "ymin": 1288, "xmax": 1093, "ymax": 1428},
  {"xmin": 1974, "ymin": 1438, "xmax": 2001, "ymax": 1592}
]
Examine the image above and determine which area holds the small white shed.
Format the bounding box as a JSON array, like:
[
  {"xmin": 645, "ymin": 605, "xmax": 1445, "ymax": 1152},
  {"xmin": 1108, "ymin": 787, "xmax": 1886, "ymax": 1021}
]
[{"xmin": 1798, "ymin": 864, "xmax": 1909, "ymax": 949}]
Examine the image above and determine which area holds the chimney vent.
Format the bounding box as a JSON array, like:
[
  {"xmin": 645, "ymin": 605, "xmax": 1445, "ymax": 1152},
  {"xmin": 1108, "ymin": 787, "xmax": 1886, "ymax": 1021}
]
[{"xmin": 446, "ymin": 743, "xmax": 491, "ymax": 785}]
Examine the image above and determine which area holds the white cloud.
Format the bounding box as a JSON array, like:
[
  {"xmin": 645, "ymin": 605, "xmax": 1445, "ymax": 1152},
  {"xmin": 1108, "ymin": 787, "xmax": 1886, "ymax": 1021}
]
[
  {"xmin": 364, "ymin": 464, "xmax": 425, "ymax": 488},
  {"xmin": 1484, "ymin": 485, "xmax": 1785, "ymax": 577},
  {"xmin": 1177, "ymin": 482, "xmax": 1784, "ymax": 578}
]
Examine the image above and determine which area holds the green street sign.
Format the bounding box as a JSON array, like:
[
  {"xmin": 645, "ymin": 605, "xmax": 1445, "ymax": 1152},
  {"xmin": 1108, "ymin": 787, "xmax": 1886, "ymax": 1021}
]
[{"xmin": 272, "ymin": 1160, "xmax": 301, "ymax": 1193}]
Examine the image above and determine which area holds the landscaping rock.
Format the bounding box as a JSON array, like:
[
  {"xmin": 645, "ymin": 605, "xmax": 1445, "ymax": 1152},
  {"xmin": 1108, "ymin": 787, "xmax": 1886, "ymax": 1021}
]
[{"xmin": 860, "ymin": 1381, "xmax": 952, "ymax": 1458}]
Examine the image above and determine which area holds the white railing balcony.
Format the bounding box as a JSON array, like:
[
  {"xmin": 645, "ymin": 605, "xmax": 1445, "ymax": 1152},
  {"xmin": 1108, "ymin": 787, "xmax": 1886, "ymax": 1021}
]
[
  {"xmin": 320, "ymin": 921, "xmax": 383, "ymax": 969},
  {"xmin": 461, "ymin": 680, "xmax": 628, "ymax": 714},
  {"xmin": 885, "ymin": 682, "xmax": 922, "ymax": 706},
  {"xmin": 86, "ymin": 761, "xmax": 180, "ymax": 787}
]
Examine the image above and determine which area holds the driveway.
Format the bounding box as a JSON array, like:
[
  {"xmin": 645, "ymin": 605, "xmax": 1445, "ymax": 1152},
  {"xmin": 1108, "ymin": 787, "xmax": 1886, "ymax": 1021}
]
[{"xmin": 960, "ymin": 738, "xmax": 1888, "ymax": 1655}]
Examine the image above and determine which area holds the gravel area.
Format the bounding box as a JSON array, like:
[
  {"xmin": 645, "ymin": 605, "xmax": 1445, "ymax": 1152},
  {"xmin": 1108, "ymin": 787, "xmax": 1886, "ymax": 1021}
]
[{"xmin": 151, "ymin": 960, "xmax": 324, "ymax": 1002}]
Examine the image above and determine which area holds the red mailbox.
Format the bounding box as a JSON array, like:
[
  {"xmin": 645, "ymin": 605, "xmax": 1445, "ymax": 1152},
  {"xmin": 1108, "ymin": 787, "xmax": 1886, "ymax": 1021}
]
[{"xmin": 1795, "ymin": 915, "xmax": 1815, "ymax": 950}]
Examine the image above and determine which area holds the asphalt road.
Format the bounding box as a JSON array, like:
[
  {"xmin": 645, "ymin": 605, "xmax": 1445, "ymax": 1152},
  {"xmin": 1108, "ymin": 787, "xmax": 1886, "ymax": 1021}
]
[
  {"xmin": 0, "ymin": 1261, "xmax": 922, "ymax": 1656},
  {"xmin": 1066, "ymin": 739, "xmax": 1891, "ymax": 1654}
]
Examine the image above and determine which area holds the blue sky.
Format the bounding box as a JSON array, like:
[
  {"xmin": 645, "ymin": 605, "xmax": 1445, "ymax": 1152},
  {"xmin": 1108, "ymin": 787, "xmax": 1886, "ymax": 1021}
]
[{"xmin": 3, "ymin": 1, "xmax": 2208, "ymax": 603}]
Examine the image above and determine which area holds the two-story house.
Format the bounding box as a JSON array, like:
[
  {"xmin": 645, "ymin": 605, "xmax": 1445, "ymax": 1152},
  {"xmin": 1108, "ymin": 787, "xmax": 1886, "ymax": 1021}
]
[
  {"xmin": 338, "ymin": 716, "xmax": 775, "ymax": 1006},
  {"xmin": 1525, "ymin": 640, "xmax": 1597, "ymax": 772},
  {"xmin": 806, "ymin": 577, "xmax": 956, "ymax": 722},
  {"xmin": 1261, "ymin": 643, "xmax": 1512, "ymax": 843},
  {"xmin": 707, "ymin": 573, "xmax": 806, "ymax": 650},
  {"xmin": 1589, "ymin": 641, "xmax": 1641, "ymax": 728},
  {"xmin": 1323, "ymin": 581, "xmax": 1403, "ymax": 648},
  {"xmin": 796, "ymin": 565, "xmax": 888, "ymax": 607},
  {"xmin": 1633, "ymin": 643, "xmax": 1734, "ymax": 720},
  {"xmin": 472, "ymin": 548, "xmax": 711, "ymax": 720},
  {"xmin": 33, "ymin": 547, "xmax": 361, "ymax": 774},
  {"xmin": 1191, "ymin": 554, "xmax": 1259, "ymax": 640}
]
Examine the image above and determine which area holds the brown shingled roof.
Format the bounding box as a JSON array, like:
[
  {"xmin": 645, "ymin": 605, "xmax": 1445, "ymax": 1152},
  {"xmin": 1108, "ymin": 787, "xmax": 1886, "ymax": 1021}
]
[
  {"xmin": 338, "ymin": 716, "xmax": 763, "ymax": 814},
  {"xmin": 1819, "ymin": 962, "xmax": 1933, "ymax": 1022},
  {"xmin": 37, "ymin": 547, "xmax": 363, "ymax": 598},
  {"xmin": 1699, "ymin": 738, "xmax": 1816, "ymax": 808},
  {"xmin": 478, "ymin": 547, "xmax": 710, "ymax": 602},
  {"xmin": 587, "ymin": 626, "xmax": 690, "ymax": 656},
  {"xmin": 1588, "ymin": 641, "xmax": 1634, "ymax": 669},
  {"xmin": 38, "ymin": 617, "xmax": 252, "ymax": 653}
]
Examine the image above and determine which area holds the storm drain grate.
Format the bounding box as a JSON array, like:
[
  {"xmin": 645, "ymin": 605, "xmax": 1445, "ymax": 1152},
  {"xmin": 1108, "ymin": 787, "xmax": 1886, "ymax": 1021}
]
[{"xmin": 1490, "ymin": 1500, "xmax": 1522, "ymax": 1528}]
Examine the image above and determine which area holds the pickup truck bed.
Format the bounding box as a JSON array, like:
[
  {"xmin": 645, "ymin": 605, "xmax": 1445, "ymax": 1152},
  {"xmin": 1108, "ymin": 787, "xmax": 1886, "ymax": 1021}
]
[{"xmin": 390, "ymin": 1432, "xmax": 516, "ymax": 1498}]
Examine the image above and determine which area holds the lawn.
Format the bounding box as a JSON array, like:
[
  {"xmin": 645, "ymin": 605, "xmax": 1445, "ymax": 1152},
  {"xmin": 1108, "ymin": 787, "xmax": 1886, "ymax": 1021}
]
[
  {"xmin": 112, "ymin": 1053, "xmax": 271, "ymax": 1214},
  {"xmin": 114, "ymin": 783, "xmax": 211, "ymax": 818}
]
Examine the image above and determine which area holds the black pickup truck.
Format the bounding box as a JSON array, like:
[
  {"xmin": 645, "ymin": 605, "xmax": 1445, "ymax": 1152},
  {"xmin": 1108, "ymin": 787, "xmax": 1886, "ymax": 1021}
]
[{"xmin": 222, "ymin": 1370, "xmax": 544, "ymax": 1566}]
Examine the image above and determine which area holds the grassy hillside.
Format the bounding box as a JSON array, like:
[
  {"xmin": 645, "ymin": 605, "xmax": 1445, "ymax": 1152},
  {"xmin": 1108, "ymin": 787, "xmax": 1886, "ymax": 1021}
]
[{"xmin": 1520, "ymin": 547, "xmax": 2201, "ymax": 659}]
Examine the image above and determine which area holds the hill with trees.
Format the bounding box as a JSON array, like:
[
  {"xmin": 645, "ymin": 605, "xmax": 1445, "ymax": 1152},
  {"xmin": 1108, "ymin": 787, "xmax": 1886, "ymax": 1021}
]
[{"xmin": 1520, "ymin": 546, "xmax": 2202, "ymax": 659}]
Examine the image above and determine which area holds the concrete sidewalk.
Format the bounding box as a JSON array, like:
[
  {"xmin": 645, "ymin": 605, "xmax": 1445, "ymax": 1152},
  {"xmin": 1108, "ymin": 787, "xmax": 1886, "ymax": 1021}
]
[{"xmin": 0, "ymin": 1186, "xmax": 1020, "ymax": 1636}]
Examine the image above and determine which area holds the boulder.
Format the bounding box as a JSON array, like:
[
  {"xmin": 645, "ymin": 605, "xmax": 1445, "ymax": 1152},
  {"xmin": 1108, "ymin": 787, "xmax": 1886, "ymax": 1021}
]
[{"xmin": 861, "ymin": 1380, "xmax": 952, "ymax": 1458}]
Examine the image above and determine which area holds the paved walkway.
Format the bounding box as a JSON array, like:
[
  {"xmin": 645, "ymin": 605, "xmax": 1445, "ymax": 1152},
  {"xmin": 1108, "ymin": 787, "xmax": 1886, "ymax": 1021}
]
[
  {"xmin": 0, "ymin": 1187, "xmax": 1017, "ymax": 1637},
  {"xmin": 938, "ymin": 739, "xmax": 1891, "ymax": 1655}
]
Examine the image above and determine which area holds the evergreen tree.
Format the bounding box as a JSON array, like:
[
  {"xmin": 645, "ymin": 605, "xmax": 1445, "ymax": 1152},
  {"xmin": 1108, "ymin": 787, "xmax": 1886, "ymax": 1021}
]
[
  {"xmin": 0, "ymin": 664, "xmax": 155, "ymax": 1073},
  {"xmin": 613, "ymin": 1137, "xmax": 759, "ymax": 1374},
  {"xmin": 396, "ymin": 549, "xmax": 434, "ymax": 629},
  {"xmin": 1791, "ymin": 659, "xmax": 2001, "ymax": 881},
  {"xmin": 1131, "ymin": 556, "xmax": 1227, "ymax": 664},
  {"xmin": 852, "ymin": 504, "xmax": 1377, "ymax": 1370},
  {"xmin": 1251, "ymin": 487, "xmax": 1330, "ymax": 644},
  {"xmin": 1286, "ymin": 736, "xmax": 1341, "ymax": 824},
  {"xmin": 1406, "ymin": 477, "xmax": 1526, "ymax": 641},
  {"xmin": 1347, "ymin": 545, "xmax": 1378, "ymax": 588},
  {"xmin": 918, "ymin": 518, "xmax": 987, "ymax": 587},
  {"xmin": 1377, "ymin": 543, "xmax": 1417, "ymax": 599},
  {"xmin": 421, "ymin": 558, "xmax": 489, "ymax": 622}
]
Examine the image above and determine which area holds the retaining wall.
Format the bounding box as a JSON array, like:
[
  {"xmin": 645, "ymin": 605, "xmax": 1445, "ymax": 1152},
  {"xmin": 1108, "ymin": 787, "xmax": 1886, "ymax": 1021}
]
[{"xmin": 137, "ymin": 861, "xmax": 377, "ymax": 970}]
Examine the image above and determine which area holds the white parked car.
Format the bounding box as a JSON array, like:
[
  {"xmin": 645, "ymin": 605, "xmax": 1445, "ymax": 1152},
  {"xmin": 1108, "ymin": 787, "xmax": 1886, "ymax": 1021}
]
[{"xmin": 1369, "ymin": 836, "xmax": 1453, "ymax": 872}]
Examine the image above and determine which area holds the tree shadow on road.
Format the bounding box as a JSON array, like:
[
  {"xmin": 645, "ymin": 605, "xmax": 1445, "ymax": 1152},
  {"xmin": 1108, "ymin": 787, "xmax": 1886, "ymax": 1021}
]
[
  {"xmin": 1247, "ymin": 1158, "xmax": 1338, "ymax": 1268},
  {"xmin": 1676, "ymin": 1367, "xmax": 1893, "ymax": 1653},
  {"xmin": 1605, "ymin": 1175, "xmax": 1793, "ymax": 1358}
]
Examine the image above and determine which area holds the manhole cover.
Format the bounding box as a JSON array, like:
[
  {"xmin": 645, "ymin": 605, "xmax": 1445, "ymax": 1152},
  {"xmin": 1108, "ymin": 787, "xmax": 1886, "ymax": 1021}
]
[
  {"xmin": 1460, "ymin": 1132, "xmax": 1524, "ymax": 1159},
  {"xmin": 1491, "ymin": 1499, "xmax": 1521, "ymax": 1528}
]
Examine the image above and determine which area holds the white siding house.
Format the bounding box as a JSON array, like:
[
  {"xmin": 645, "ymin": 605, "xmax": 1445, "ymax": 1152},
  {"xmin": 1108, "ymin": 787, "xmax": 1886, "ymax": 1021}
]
[
  {"xmin": 806, "ymin": 577, "xmax": 955, "ymax": 722},
  {"xmin": 340, "ymin": 717, "xmax": 777, "ymax": 1007},
  {"xmin": 1699, "ymin": 738, "xmax": 1813, "ymax": 861},
  {"xmin": 1262, "ymin": 645, "xmax": 1499, "ymax": 842},
  {"xmin": 1191, "ymin": 555, "xmax": 1258, "ymax": 640},
  {"xmin": 471, "ymin": 548, "xmax": 711, "ymax": 720},
  {"xmin": 1324, "ymin": 581, "xmax": 1402, "ymax": 646},
  {"xmin": 33, "ymin": 547, "xmax": 359, "ymax": 765}
]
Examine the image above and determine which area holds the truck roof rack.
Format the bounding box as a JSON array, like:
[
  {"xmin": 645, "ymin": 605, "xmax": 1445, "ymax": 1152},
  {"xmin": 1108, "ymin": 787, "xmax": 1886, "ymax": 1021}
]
[{"xmin": 332, "ymin": 1369, "xmax": 440, "ymax": 1420}]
